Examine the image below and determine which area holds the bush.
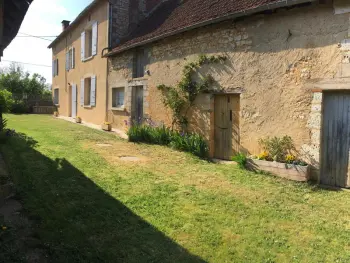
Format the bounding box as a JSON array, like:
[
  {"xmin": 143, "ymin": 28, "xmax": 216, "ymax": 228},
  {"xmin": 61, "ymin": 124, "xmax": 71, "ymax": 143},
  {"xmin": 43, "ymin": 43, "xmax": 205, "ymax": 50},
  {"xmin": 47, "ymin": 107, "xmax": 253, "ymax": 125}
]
[
  {"xmin": 128, "ymin": 125, "xmax": 209, "ymax": 158},
  {"xmin": 0, "ymin": 89, "xmax": 14, "ymax": 112},
  {"xmin": 232, "ymin": 153, "xmax": 247, "ymax": 169},
  {"xmin": 258, "ymin": 136, "xmax": 295, "ymax": 162},
  {"xmin": 170, "ymin": 132, "xmax": 209, "ymax": 158},
  {"xmin": 10, "ymin": 101, "xmax": 31, "ymax": 114}
]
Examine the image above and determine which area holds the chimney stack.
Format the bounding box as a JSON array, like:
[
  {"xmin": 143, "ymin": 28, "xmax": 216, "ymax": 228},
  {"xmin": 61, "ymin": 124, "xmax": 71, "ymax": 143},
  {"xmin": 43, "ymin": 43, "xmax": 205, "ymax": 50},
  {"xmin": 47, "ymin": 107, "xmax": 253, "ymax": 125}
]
[{"xmin": 61, "ymin": 20, "xmax": 70, "ymax": 31}]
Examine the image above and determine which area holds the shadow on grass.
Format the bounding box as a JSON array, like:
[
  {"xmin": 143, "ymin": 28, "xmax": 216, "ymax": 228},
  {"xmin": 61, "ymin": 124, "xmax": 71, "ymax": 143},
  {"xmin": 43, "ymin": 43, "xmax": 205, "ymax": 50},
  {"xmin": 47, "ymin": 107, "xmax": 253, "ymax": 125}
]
[{"xmin": 1, "ymin": 133, "xmax": 206, "ymax": 263}]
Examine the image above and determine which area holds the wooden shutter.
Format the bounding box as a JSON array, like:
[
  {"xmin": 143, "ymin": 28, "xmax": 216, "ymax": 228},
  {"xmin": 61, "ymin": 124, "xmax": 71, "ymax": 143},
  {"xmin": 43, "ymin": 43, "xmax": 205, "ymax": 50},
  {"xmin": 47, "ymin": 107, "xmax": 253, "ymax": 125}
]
[
  {"xmin": 71, "ymin": 48, "xmax": 75, "ymax": 69},
  {"xmin": 52, "ymin": 60, "xmax": 55, "ymax": 77},
  {"xmin": 92, "ymin": 21, "xmax": 98, "ymax": 56},
  {"xmin": 66, "ymin": 51, "xmax": 69, "ymax": 71},
  {"xmin": 81, "ymin": 32, "xmax": 85, "ymax": 61},
  {"xmin": 80, "ymin": 79, "xmax": 84, "ymax": 106},
  {"xmin": 90, "ymin": 76, "xmax": 96, "ymax": 106},
  {"xmin": 55, "ymin": 59, "xmax": 59, "ymax": 76}
]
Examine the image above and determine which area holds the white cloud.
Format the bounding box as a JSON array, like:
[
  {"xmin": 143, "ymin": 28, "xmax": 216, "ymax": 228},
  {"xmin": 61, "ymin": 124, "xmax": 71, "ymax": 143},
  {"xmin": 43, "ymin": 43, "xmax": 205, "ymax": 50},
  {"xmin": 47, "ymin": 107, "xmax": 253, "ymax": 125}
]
[{"xmin": 0, "ymin": 0, "xmax": 69, "ymax": 84}]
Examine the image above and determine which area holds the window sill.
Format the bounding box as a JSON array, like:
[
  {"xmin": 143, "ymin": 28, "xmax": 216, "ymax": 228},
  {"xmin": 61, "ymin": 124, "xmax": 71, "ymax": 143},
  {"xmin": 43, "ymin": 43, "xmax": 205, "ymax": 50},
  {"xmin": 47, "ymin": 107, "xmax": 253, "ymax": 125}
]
[
  {"xmin": 83, "ymin": 105, "xmax": 93, "ymax": 108},
  {"xmin": 129, "ymin": 77, "xmax": 148, "ymax": 81},
  {"xmin": 111, "ymin": 107, "xmax": 125, "ymax": 111},
  {"xmin": 82, "ymin": 56, "xmax": 94, "ymax": 62},
  {"xmin": 55, "ymin": 104, "xmax": 60, "ymax": 107}
]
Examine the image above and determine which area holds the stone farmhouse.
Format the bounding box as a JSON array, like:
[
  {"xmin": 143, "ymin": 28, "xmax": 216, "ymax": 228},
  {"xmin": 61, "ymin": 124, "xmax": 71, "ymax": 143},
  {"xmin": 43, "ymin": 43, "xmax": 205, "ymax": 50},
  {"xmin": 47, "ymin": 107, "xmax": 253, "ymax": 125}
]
[{"xmin": 49, "ymin": 0, "xmax": 350, "ymax": 188}]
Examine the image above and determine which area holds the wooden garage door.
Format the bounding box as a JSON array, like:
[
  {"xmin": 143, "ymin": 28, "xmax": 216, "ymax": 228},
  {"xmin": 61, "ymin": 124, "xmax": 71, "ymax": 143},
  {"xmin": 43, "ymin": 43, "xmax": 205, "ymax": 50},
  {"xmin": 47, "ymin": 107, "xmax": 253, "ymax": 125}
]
[
  {"xmin": 214, "ymin": 95, "xmax": 240, "ymax": 160},
  {"xmin": 321, "ymin": 92, "xmax": 350, "ymax": 188}
]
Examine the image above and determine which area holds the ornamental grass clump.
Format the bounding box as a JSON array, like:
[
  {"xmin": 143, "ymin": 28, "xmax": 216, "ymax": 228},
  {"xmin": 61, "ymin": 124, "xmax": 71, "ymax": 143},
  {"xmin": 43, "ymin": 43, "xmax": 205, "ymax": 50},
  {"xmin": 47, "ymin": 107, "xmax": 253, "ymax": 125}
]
[{"xmin": 127, "ymin": 123, "xmax": 209, "ymax": 158}]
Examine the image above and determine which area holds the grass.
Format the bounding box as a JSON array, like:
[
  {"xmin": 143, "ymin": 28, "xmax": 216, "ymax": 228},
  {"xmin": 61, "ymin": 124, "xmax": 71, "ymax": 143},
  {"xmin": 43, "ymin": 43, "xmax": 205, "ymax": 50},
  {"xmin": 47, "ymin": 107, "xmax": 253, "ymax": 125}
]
[{"xmin": 1, "ymin": 114, "xmax": 350, "ymax": 263}]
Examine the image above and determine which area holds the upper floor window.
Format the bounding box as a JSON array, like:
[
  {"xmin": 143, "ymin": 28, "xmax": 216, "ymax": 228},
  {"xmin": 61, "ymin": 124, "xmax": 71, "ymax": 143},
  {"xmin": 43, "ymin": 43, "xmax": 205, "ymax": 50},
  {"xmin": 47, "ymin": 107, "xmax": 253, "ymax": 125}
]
[
  {"xmin": 52, "ymin": 59, "xmax": 59, "ymax": 77},
  {"xmin": 132, "ymin": 48, "xmax": 146, "ymax": 78},
  {"xmin": 81, "ymin": 21, "xmax": 98, "ymax": 61},
  {"xmin": 66, "ymin": 47, "xmax": 75, "ymax": 71}
]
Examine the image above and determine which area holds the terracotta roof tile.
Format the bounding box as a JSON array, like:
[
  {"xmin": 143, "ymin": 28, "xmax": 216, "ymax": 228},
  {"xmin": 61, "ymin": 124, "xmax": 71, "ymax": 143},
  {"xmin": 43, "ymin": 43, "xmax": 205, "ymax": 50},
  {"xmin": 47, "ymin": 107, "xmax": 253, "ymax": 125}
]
[{"xmin": 108, "ymin": 0, "xmax": 284, "ymax": 55}]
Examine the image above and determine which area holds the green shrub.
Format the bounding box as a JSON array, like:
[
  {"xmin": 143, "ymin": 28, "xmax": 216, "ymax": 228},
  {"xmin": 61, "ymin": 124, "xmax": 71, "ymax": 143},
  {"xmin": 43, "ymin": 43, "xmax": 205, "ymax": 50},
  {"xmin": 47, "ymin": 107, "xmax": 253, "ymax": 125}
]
[
  {"xmin": 232, "ymin": 153, "xmax": 247, "ymax": 169},
  {"xmin": 258, "ymin": 135, "xmax": 295, "ymax": 162},
  {"xmin": 10, "ymin": 101, "xmax": 31, "ymax": 114},
  {"xmin": 170, "ymin": 132, "xmax": 209, "ymax": 158},
  {"xmin": 128, "ymin": 125, "xmax": 209, "ymax": 158}
]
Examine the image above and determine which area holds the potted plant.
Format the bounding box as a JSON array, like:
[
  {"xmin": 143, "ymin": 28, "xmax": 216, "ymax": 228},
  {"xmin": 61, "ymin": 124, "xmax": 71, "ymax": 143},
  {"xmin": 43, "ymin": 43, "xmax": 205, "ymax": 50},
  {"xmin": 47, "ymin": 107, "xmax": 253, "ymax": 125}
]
[
  {"xmin": 102, "ymin": 122, "xmax": 112, "ymax": 131},
  {"xmin": 53, "ymin": 111, "xmax": 59, "ymax": 117},
  {"xmin": 246, "ymin": 136, "xmax": 310, "ymax": 182},
  {"xmin": 76, "ymin": 116, "xmax": 82, "ymax": 123}
]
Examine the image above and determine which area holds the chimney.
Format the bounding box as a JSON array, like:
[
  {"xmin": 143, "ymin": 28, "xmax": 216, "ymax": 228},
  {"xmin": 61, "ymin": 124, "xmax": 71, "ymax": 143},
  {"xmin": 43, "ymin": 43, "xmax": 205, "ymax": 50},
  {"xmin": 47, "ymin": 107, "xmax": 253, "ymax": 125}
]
[{"xmin": 61, "ymin": 20, "xmax": 70, "ymax": 31}]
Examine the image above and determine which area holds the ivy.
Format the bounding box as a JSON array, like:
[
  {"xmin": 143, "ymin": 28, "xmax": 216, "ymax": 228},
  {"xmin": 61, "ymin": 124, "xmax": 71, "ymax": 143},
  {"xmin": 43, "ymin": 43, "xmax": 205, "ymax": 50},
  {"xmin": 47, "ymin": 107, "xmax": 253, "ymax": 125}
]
[{"xmin": 157, "ymin": 55, "xmax": 227, "ymax": 130}]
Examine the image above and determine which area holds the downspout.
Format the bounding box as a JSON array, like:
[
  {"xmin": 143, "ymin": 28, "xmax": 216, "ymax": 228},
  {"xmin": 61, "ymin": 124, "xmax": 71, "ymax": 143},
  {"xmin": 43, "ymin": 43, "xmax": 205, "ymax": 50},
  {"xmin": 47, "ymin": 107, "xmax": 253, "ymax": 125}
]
[{"xmin": 104, "ymin": 0, "xmax": 113, "ymax": 123}]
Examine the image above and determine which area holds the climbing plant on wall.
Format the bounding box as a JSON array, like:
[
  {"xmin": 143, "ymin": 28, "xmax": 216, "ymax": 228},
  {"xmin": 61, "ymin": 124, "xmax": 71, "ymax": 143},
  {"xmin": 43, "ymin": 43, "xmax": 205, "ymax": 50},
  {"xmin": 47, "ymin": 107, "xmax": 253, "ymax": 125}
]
[{"xmin": 157, "ymin": 54, "xmax": 227, "ymax": 130}]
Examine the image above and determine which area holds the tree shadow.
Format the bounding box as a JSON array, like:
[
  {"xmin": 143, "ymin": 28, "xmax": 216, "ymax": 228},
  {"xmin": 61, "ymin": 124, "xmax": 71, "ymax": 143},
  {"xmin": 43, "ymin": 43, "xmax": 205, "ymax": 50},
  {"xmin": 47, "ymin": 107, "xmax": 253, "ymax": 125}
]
[{"xmin": 1, "ymin": 133, "xmax": 206, "ymax": 263}]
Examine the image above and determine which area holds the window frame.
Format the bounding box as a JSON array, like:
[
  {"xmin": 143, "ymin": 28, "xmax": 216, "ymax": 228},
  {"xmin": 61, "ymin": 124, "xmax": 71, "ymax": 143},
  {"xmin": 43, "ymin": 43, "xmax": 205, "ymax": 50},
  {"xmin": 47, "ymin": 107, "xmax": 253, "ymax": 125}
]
[
  {"xmin": 53, "ymin": 88, "xmax": 59, "ymax": 105},
  {"xmin": 81, "ymin": 21, "xmax": 97, "ymax": 62},
  {"xmin": 84, "ymin": 77, "xmax": 92, "ymax": 107},
  {"xmin": 111, "ymin": 87, "xmax": 125, "ymax": 109},
  {"xmin": 132, "ymin": 48, "xmax": 146, "ymax": 79}
]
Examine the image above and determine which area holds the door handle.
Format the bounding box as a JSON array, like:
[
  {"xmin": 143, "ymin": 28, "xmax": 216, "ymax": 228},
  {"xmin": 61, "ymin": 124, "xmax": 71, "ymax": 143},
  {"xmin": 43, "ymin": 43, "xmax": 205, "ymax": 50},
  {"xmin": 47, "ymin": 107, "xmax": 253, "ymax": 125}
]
[{"xmin": 230, "ymin": 110, "xmax": 232, "ymax": 122}]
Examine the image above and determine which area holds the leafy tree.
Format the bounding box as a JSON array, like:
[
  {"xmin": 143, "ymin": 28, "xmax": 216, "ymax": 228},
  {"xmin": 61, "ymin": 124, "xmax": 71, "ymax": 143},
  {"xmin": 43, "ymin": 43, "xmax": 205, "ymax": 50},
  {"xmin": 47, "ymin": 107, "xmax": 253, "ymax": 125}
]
[
  {"xmin": 0, "ymin": 89, "xmax": 14, "ymax": 131},
  {"xmin": 0, "ymin": 63, "xmax": 50, "ymax": 100}
]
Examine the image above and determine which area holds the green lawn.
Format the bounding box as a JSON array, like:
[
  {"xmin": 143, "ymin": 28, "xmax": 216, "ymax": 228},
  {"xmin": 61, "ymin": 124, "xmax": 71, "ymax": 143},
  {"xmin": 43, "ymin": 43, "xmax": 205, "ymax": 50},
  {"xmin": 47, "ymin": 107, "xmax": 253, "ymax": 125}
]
[{"xmin": 1, "ymin": 114, "xmax": 350, "ymax": 263}]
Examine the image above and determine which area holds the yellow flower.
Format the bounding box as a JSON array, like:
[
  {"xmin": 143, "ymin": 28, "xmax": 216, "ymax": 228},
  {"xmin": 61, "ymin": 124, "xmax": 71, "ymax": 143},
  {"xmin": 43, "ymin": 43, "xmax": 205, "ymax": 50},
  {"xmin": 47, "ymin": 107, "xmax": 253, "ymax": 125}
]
[
  {"xmin": 286, "ymin": 154, "xmax": 296, "ymax": 162},
  {"xmin": 104, "ymin": 122, "xmax": 111, "ymax": 125},
  {"xmin": 2, "ymin": 226, "xmax": 7, "ymax": 230},
  {"xmin": 258, "ymin": 151, "xmax": 269, "ymax": 160}
]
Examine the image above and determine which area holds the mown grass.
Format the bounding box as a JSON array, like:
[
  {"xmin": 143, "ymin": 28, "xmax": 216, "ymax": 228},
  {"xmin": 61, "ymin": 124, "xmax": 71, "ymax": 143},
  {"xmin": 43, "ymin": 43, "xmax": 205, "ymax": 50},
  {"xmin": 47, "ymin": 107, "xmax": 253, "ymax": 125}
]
[{"xmin": 1, "ymin": 114, "xmax": 350, "ymax": 263}]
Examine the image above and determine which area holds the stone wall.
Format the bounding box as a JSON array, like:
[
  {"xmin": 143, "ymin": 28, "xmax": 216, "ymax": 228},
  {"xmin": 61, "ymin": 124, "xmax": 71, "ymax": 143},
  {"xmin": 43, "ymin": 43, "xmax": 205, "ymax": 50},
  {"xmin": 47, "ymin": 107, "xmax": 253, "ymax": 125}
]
[
  {"xmin": 108, "ymin": 4, "xmax": 349, "ymax": 163},
  {"xmin": 109, "ymin": 0, "xmax": 162, "ymax": 47}
]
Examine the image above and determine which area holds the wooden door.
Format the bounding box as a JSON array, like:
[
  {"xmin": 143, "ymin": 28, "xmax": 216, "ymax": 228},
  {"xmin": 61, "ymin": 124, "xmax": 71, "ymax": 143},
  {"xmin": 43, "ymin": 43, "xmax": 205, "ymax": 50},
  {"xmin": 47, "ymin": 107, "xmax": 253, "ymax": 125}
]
[
  {"xmin": 71, "ymin": 84, "xmax": 77, "ymax": 118},
  {"xmin": 214, "ymin": 95, "xmax": 240, "ymax": 160},
  {"xmin": 321, "ymin": 92, "xmax": 350, "ymax": 188},
  {"xmin": 132, "ymin": 86, "xmax": 144, "ymax": 124}
]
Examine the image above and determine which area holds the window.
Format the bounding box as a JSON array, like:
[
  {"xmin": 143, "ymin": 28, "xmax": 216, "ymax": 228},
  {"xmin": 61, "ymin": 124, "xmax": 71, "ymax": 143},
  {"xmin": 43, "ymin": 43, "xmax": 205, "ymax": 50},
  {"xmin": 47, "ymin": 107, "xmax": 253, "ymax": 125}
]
[
  {"xmin": 80, "ymin": 76, "xmax": 96, "ymax": 107},
  {"xmin": 66, "ymin": 47, "xmax": 75, "ymax": 71},
  {"xmin": 81, "ymin": 21, "xmax": 98, "ymax": 61},
  {"xmin": 112, "ymin": 88, "xmax": 125, "ymax": 108},
  {"xmin": 52, "ymin": 59, "xmax": 59, "ymax": 77},
  {"xmin": 53, "ymin": 88, "xmax": 59, "ymax": 105},
  {"xmin": 133, "ymin": 48, "xmax": 146, "ymax": 78},
  {"xmin": 84, "ymin": 77, "xmax": 91, "ymax": 106}
]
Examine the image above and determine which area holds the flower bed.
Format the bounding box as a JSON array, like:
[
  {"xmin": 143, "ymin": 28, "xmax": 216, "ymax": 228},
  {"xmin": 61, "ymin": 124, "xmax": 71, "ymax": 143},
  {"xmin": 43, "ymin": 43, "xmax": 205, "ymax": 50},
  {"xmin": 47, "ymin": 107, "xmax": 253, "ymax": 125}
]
[{"xmin": 247, "ymin": 159, "xmax": 310, "ymax": 182}]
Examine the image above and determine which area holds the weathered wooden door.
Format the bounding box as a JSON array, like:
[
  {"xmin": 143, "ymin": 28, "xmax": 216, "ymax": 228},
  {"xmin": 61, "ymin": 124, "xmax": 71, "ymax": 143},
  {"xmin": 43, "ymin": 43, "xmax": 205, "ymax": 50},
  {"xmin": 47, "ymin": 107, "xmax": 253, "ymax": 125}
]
[
  {"xmin": 321, "ymin": 92, "xmax": 350, "ymax": 188},
  {"xmin": 132, "ymin": 86, "xmax": 144, "ymax": 124},
  {"xmin": 71, "ymin": 84, "xmax": 77, "ymax": 118},
  {"xmin": 214, "ymin": 95, "xmax": 240, "ymax": 160}
]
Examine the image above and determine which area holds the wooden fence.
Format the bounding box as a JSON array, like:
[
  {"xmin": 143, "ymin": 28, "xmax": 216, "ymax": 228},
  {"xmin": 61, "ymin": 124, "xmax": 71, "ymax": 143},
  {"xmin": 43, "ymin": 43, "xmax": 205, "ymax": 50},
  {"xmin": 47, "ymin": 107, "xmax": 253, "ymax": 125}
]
[{"xmin": 32, "ymin": 106, "xmax": 55, "ymax": 115}]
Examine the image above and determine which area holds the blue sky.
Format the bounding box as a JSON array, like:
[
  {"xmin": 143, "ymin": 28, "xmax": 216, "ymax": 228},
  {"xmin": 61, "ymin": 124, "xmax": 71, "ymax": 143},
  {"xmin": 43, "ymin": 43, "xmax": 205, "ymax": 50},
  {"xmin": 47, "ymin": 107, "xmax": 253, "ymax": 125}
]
[{"xmin": 0, "ymin": 0, "xmax": 93, "ymax": 84}]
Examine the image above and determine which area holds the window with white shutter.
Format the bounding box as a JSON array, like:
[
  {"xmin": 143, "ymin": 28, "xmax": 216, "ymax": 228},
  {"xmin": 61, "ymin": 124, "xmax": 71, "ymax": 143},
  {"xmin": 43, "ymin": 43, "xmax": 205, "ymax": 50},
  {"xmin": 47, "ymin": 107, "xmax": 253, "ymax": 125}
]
[
  {"xmin": 81, "ymin": 21, "xmax": 98, "ymax": 61},
  {"xmin": 81, "ymin": 76, "xmax": 96, "ymax": 107},
  {"xmin": 53, "ymin": 59, "xmax": 59, "ymax": 77},
  {"xmin": 53, "ymin": 88, "xmax": 59, "ymax": 105}
]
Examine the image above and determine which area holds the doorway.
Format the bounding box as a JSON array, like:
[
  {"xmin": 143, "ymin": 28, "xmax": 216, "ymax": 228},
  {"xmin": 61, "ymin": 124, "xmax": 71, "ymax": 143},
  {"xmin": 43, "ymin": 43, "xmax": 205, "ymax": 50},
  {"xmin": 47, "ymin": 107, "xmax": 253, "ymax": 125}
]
[
  {"xmin": 131, "ymin": 86, "xmax": 144, "ymax": 125},
  {"xmin": 320, "ymin": 91, "xmax": 350, "ymax": 188},
  {"xmin": 214, "ymin": 94, "xmax": 240, "ymax": 160},
  {"xmin": 71, "ymin": 84, "xmax": 77, "ymax": 118}
]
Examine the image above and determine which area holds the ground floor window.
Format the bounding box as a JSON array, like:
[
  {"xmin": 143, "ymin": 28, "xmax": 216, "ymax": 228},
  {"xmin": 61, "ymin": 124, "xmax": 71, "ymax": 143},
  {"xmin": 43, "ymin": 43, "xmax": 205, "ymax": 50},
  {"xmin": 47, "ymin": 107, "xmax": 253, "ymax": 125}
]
[
  {"xmin": 80, "ymin": 76, "xmax": 96, "ymax": 107},
  {"xmin": 112, "ymin": 87, "xmax": 125, "ymax": 108},
  {"xmin": 53, "ymin": 88, "xmax": 59, "ymax": 105},
  {"xmin": 84, "ymin": 77, "xmax": 91, "ymax": 106}
]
